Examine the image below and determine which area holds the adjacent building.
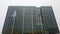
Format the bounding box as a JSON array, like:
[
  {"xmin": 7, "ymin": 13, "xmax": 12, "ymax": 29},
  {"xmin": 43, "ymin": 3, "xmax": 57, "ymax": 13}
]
[{"xmin": 2, "ymin": 6, "xmax": 59, "ymax": 34}]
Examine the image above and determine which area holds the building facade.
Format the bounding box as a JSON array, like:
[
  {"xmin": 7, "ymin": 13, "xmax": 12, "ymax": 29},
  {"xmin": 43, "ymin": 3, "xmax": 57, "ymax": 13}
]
[
  {"xmin": 2, "ymin": 6, "xmax": 59, "ymax": 34},
  {"xmin": 40, "ymin": 6, "xmax": 59, "ymax": 34}
]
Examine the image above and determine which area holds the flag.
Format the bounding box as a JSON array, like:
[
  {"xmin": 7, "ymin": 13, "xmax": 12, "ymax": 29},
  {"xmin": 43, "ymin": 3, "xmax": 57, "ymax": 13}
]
[{"xmin": 12, "ymin": 11, "xmax": 16, "ymax": 17}]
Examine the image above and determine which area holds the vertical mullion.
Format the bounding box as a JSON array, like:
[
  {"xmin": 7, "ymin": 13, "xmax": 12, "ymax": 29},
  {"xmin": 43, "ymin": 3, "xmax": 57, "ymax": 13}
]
[
  {"xmin": 22, "ymin": 8, "xmax": 25, "ymax": 34},
  {"xmin": 32, "ymin": 10, "xmax": 34, "ymax": 34}
]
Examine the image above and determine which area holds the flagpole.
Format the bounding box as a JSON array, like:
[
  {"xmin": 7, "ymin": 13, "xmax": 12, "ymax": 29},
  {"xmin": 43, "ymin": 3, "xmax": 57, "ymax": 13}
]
[
  {"xmin": 41, "ymin": 20, "xmax": 44, "ymax": 34},
  {"xmin": 40, "ymin": 13, "xmax": 44, "ymax": 34},
  {"xmin": 11, "ymin": 16, "xmax": 15, "ymax": 34},
  {"xmin": 11, "ymin": 11, "xmax": 16, "ymax": 34}
]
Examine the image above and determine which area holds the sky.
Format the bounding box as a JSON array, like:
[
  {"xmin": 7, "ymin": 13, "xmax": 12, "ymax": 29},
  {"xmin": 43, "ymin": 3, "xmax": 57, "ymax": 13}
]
[{"xmin": 0, "ymin": 0, "xmax": 60, "ymax": 34}]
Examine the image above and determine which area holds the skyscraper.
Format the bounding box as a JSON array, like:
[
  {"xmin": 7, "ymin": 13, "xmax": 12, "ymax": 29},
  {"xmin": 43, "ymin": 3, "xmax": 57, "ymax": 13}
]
[{"xmin": 2, "ymin": 6, "xmax": 59, "ymax": 34}]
